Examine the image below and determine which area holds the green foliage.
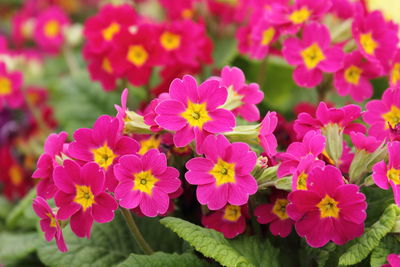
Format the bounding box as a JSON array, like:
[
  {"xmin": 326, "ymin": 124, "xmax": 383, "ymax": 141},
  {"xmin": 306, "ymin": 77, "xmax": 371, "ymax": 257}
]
[
  {"xmin": 370, "ymin": 235, "xmax": 400, "ymax": 267},
  {"xmin": 116, "ymin": 252, "xmax": 206, "ymax": 267},
  {"xmin": 304, "ymin": 243, "xmax": 337, "ymax": 267},
  {"xmin": 338, "ymin": 204, "xmax": 399, "ymax": 266},
  {"xmin": 213, "ymin": 37, "xmax": 238, "ymax": 69},
  {"xmin": 0, "ymin": 232, "xmax": 40, "ymax": 265},
  {"xmin": 362, "ymin": 186, "xmax": 395, "ymax": 226},
  {"xmin": 6, "ymin": 188, "xmax": 37, "ymax": 231}
]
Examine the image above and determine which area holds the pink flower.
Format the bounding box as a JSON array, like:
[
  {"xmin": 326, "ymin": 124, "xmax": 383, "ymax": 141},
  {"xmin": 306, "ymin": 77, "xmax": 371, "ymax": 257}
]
[
  {"xmin": 202, "ymin": 204, "xmax": 248, "ymax": 238},
  {"xmin": 218, "ymin": 66, "xmax": 264, "ymax": 122},
  {"xmin": 350, "ymin": 132, "xmax": 382, "ymax": 153},
  {"xmin": 84, "ymin": 50, "xmax": 117, "ymax": 91},
  {"xmin": 185, "ymin": 135, "xmax": 257, "ymax": 210},
  {"xmin": 54, "ymin": 160, "xmax": 118, "ymax": 238},
  {"xmin": 259, "ymin": 111, "xmax": 278, "ymax": 156},
  {"xmin": 282, "ymin": 22, "xmax": 344, "ymax": 88},
  {"xmin": 206, "ymin": 0, "xmax": 251, "ymax": 24},
  {"xmin": 352, "ymin": 10, "xmax": 398, "ymax": 69},
  {"xmin": 382, "ymin": 254, "xmax": 400, "ymax": 267},
  {"xmin": 34, "ymin": 7, "xmax": 69, "ymax": 53},
  {"xmin": 294, "ymin": 102, "xmax": 365, "ymax": 139},
  {"xmin": 236, "ymin": 25, "xmax": 252, "ymax": 56},
  {"xmin": 334, "ymin": 51, "xmax": 381, "ymax": 102},
  {"xmin": 33, "ymin": 196, "xmax": 67, "ymax": 252},
  {"xmin": 287, "ymin": 165, "xmax": 367, "ymax": 247},
  {"xmin": 11, "ymin": 9, "xmax": 35, "ymax": 46},
  {"xmin": 155, "ymin": 75, "xmax": 235, "ymax": 153},
  {"xmin": 114, "ymin": 149, "xmax": 181, "ymax": 217},
  {"xmin": 143, "ymin": 93, "xmax": 170, "ymax": 133},
  {"xmin": 254, "ymin": 190, "xmax": 294, "ymax": 237},
  {"xmin": 248, "ymin": 17, "xmax": 279, "ymax": 60},
  {"xmin": 0, "ymin": 63, "xmax": 23, "ymax": 109},
  {"xmin": 372, "ymin": 141, "xmax": 400, "ymax": 206},
  {"xmin": 68, "ymin": 115, "xmax": 140, "ymax": 191},
  {"xmin": 364, "ymin": 89, "xmax": 400, "ymax": 140},
  {"xmin": 291, "ymin": 154, "xmax": 325, "ymax": 191},
  {"xmin": 32, "ymin": 131, "xmax": 68, "ymax": 199},
  {"xmin": 389, "ymin": 49, "xmax": 400, "ymax": 90},
  {"xmin": 159, "ymin": 0, "xmax": 196, "ymax": 20}
]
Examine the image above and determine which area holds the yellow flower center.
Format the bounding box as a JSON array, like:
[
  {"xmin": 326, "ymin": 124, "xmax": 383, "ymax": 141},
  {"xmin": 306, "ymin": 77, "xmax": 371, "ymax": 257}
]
[
  {"xmin": 180, "ymin": 100, "xmax": 211, "ymax": 129},
  {"xmin": 181, "ymin": 8, "xmax": 193, "ymax": 19},
  {"xmin": 317, "ymin": 195, "xmax": 340, "ymax": 218},
  {"xmin": 272, "ymin": 198, "xmax": 289, "ymax": 220},
  {"xmin": 387, "ymin": 168, "xmax": 400, "ymax": 185},
  {"xmin": 296, "ymin": 172, "xmax": 308, "ymax": 190},
  {"xmin": 261, "ymin": 27, "xmax": 275, "ymax": 46},
  {"xmin": 301, "ymin": 43, "xmax": 326, "ymax": 70},
  {"xmin": 9, "ymin": 165, "xmax": 23, "ymax": 186},
  {"xmin": 344, "ymin": 65, "xmax": 363, "ymax": 85},
  {"xmin": 209, "ymin": 158, "xmax": 236, "ymax": 186},
  {"xmin": 138, "ymin": 136, "xmax": 161, "ymax": 155},
  {"xmin": 74, "ymin": 185, "xmax": 95, "ymax": 212},
  {"xmin": 382, "ymin": 105, "xmax": 400, "ymax": 129},
  {"xmin": 46, "ymin": 213, "xmax": 57, "ymax": 228},
  {"xmin": 223, "ymin": 205, "xmax": 242, "ymax": 222},
  {"xmin": 127, "ymin": 45, "xmax": 148, "ymax": 67},
  {"xmin": 391, "ymin": 63, "xmax": 400, "ymax": 85},
  {"xmin": 0, "ymin": 77, "xmax": 12, "ymax": 96},
  {"xmin": 289, "ymin": 7, "xmax": 311, "ymax": 24},
  {"xmin": 133, "ymin": 170, "xmax": 159, "ymax": 195},
  {"xmin": 102, "ymin": 22, "xmax": 120, "ymax": 41},
  {"xmin": 360, "ymin": 32, "xmax": 378, "ymax": 55},
  {"xmin": 216, "ymin": 0, "xmax": 238, "ymax": 6},
  {"xmin": 102, "ymin": 58, "xmax": 113, "ymax": 74},
  {"xmin": 160, "ymin": 31, "xmax": 181, "ymax": 51},
  {"xmin": 92, "ymin": 143, "xmax": 116, "ymax": 170},
  {"xmin": 44, "ymin": 20, "xmax": 60, "ymax": 38}
]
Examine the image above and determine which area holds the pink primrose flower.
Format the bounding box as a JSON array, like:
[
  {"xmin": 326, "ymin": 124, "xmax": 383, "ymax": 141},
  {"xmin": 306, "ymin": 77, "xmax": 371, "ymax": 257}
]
[
  {"xmin": 291, "ymin": 154, "xmax": 325, "ymax": 191},
  {"xmin": 0, "ymin": 63, "xmax": 23, "ymax": 109},
  {"xmin": 259, "ymin": 111, "xmax": 278, "ymax": 156},
  {"xmin": 382, "ymin": 254, "xmax": 400, "ymax": 267},
  {"xmin": 350, "ymin": 131, "xmax": 382, "ymax": 153}
]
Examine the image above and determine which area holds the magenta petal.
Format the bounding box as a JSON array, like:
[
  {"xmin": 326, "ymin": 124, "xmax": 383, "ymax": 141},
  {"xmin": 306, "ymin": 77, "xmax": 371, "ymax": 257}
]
[
  {"xmin": 56, "ymin": 201, "xmax": 81, "ymax": 220},
  {"xmin": 173, "ymin": 124, "xmax": 195, "ymax": 147},
  {"xmin": 236, "ymin": 174, "xmax": 258, "ymax": 195},
  {"xmin": 169, "ymin": 75, "xmax": 198, "ymax": 104},
  {"xmin": 227, "ymin": 185, "xmax": 249, "ymax": 206},
  {"xmin": 142, "ymin": 149, "xmax": 166, "ymax": 175},
  {"xmin": 70, "ymin": 209, "xmax": 94, "ymax": 238},
  {"xmin": 140, "ymin": 193, "xmax": 159, "ymax": 217},
  {"xmin": 270, "ymin": 219, "xmax": 293, "ymax": 238},
  {"xmin": 293, "ymin": 66, "xmax": 323, "ymax": 88},
  {"xmin": 114, "ymin": 136, "xmax": 140, "ymax": 155},
  {"xmin": 198, "ymin": 79, "xmax": 227, "ymax": 110},
  {"xmin": 186, "ymin": 157, "xmax": 213, "ymax": 172},
  {"xmin": 92, "ymin": 193, "xmax": 117, "ymax": 223},
  {"xmin": 204, "ymin": 109, "xmax": 235, "ymax": 133},
  {"xmin": 115, "ymin": 180, "xmax": 134, "ymax": 200},
  {"xmin": 120, "ymin": 190, "xmax": 142, "ymax": 209},
  {"xmin": 81, "ymin": 162, "xmax": 105, "ymax": 195},
  {"xmin": 53, "ymin": 162, "xmax": 76, "ymax": 194},
  {"xmin": 372, "ymin": 161, "xmax": 390, "ymax": 190},
  {"xmin": 156, "ymin": 167, "xmax": 181, "ymax": 193},
  {"xmin": 197, "ymin": 183, "xmax": 229, "ymax": 210},
  {"xmin": 155, "ymin": 99, "xmax": 186, "ymax": 115},
  {"xmin": 185, "ymin": 171, "xmax": 215, "ymax": 185}
]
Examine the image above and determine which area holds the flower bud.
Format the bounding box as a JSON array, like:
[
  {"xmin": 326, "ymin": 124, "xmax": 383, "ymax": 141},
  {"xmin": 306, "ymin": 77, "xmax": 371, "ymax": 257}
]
[
  {"xmin": 124, "ymin": 111, "xmax": 153, "ymax": 134},
  {"xmin": 321, "ymin": 123, "xmax": 343, "ymax": 165},
  {"xmin": 223, "ymin": 124, "xmax": 260, "ymax": 144}
]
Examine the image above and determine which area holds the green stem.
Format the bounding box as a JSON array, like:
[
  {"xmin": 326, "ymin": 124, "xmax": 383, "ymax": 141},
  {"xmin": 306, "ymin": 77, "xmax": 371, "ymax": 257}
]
[{"xmin": 121, "ymin": 208, "xmax": 154, "ymax": 255}]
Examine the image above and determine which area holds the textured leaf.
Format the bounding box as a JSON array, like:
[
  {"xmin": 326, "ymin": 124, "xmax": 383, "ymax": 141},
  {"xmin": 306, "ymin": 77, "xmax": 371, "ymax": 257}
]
[
  {"xmin": 160, "ymin": 217, "xmax": 252, "ymax": 267},
  {"xmin": 116, "ymin": 252, "xmax": 206, "ymax": 267},
  {"xmin": 6, "ymin": 188, "xmax": 37, "ymax": 230},
  {"xmin": 370, "ymin": 235, "xmax": 400, "ymax": 267},
  {"xmin": 338, "ymin": 204, "xmax": 398, "ymax": 266},
  {"xmin": 0, "ymin": 232, "xmax": 40, "ymax": 265},
  {"xmin": 304, "ymin": 242, "xmax": 336, "ymax": 267}
]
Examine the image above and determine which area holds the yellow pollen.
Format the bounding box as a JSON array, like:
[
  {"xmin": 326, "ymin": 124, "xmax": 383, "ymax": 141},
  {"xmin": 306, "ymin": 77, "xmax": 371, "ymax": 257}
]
[
  {"xmin": 272, "ymin": 198, "xmax": 289, "ymax": 220},
  {"xmin": 138, "ymin": 136, "xmax": 161, "ymax": 155},
  {"xmin": 102, "ymin": 58, "xmax": 113, "ymax": 74},
  {"xmin": 261, "ymin": 27, "xmax": 275, "ymax": 46},
  {"xmin": 391, "ymin": 63, "xmax": 400, "ymax": 85},
  {"xmin": 133, "ymin": 170, "xmax": 159, "ymax": 195},
  {"xmin": 9, "ymin": 165, "xmax": 23, "ymax": 186},
  {"xmin": 209, "ymin": 158, "xmax": 236, "ymax": 186},
  {"xmin": 102, "ymin": 22, "xmax": 120, "ymax": 41},
  {"xmin": 44, "ymin": 20, "xmax": 60, "ymax": 38},
  {"xmin": 296, "ymin": 172, "xmax": 308, "ymax": 190},
  {"xmin": 160, "ymin": 31, "xmax": 181, "ymax": 51},
  {"xmin": 382, "ymin": 105, "xmax": 400, "ymax": 129},
  {"xmin": 0, "ymin": 77, "xmax": 12, "ymax": 96},
  {"xmin": 223, "ymin": 205, "xmax": 242, "ymax": 222},
  {"xmin": 127, "ymin": 45, "xmax": 148, "ymax": 67},
  {"xmin": 180, "ymin": 100, "xmax": 211, "ymax": 129},
  {"xmin": 46, "ymin": 213, "xmax": 57, "ymax": 228},
  {"xmin": 301, "ymin": 43, "xmax": 325, "ymax": 70},
  {"xmin": 289, "ymin": 7, "xmax": 311, "ymax": 24},
  {"xmin": 360, "ymin": 32, "xmax": 378, "ymax": 55},
  {"xmin": 92, "ymin": 143, "xmax": 116, "ymax": 170},
  {"xmin": 74, "ymin": 185, "xmax": 95, "ymax": 211},
  {"xmin": 387, "ymin": 168, "xmax": 400, "ymax": 185},
  {"xmin": 317, "ymin": 195, "xmax": 340, "ymax": 218},
  {"xmin": 181, "ymin": 8, "xmax": 193, "ymax": 19},
  {"xmin": 344, "ymin": 65, "xmax": 363, "ymax": 85}
]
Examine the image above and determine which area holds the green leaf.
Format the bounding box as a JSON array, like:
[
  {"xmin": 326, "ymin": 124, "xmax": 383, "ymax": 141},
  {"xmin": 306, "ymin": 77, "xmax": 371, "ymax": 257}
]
[
  {"xmin": 370, "ymin": 235, "xmax": 400, "ymax": 267},
  {"xmin": 6, "ymin": 188, "xmax": 37, "ymax": 230},
  {"xmin": 213, "ymin": 37, "xmax": 238, "ymax": 69},
  {"xmin": 274, "ymin": 176, "xmax": 292, "ymax": 191},
  {"xmin": 338, "ymin": 204, "xmax": 399, "ymax": 266},
  {"xmin": 0, "ymin": 196, "xmax": 12, "ymax": 220},
  {"xmin": 116, "ymin": 252, "xmax": 206, "ymax": 267},
  {"xmin": 0, "ymin": 232, "xmax": 40, "ymax": 265},
  {"xmin": 304, "ymin": 242, "xmax": 336, "ymax": 267},
  {"xmin": 160, "ymin": 217, "xmax": 252, "ymax": 267}
]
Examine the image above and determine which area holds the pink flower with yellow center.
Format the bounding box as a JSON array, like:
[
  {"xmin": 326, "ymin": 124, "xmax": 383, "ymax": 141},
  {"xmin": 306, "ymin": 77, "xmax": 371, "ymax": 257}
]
[
  {"xmin": 389, "ymin": 50, "xmax": 400, "ymax": 90},
  {"xmin": 248, "ymin": 17, "xmax": 279, "ymax": 60},
  {"xmin": 114, "ymin": 149, "xmax": 181, "ymax": 217},
  {"xmin": 283, "ymin": 22, "xmax": 344, "ymax": 88},
  {"xmin": 259, "ymin": 111, "xmax": 278, "ymax": 157},
  {"xmin": 54, "ymin": 160, "xmax": 118, "ymax": 238},
  {"xmin": 0, "ymin": 63, "xmax": 23, "ymax": 109},
  {"xmin": 254, "ymin": 190, "xmax": 294, "ymax": 238},
  {"xmin": 84, "ymin": 49, "xmax": 118, "ymax": 91},
  {"xmin": 68, "ymin": 115, "xmax": 140, "ymax": 192},
  {"xmin": 287, "ymin": 166, "xmax": 367, "ymax": 247},
  {"xmin": 372, "ymin": 141, "xmax": 400, "ymax": 206},
  {"xmin": 185, "ymin": 135, "xmax": 257, "ymax": 210},
  {"xmin": 291, "ymin": 154, "xmax": 325, "ymax": 191},
  {"xmin": 33, "ymin": 196, "xmax": 67, "ymax": 252},
  {"xmin": 155, "ymin": 75, "xmax": 235, "ymax": 153},
  {"xmin": 159, "ymin": 0, "xmax": 196, "ymax": 20},
  {"xmin": 202, "ymin": 204, "xmax": 248, "ymax": 238}
]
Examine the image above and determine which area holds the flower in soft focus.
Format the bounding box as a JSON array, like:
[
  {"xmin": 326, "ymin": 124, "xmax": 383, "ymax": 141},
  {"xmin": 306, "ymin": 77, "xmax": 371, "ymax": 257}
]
[
  {"xmin": 155, "ymin": 75, "xmax": 235, "ymax": 153},
  {"xmin": 202, "ymin": 204, "xmax": 248, "ymax": 238},
  {"xmin": 32, "ymin": 131, "xmax": 68, "ymax": 199},
  {"xmin": 248, "ymin": 17, "xmax": 279, "ymax": 60},
  {"xmin": 254, "ymin": 190, "xmax": 294, "ymax": 237},
  {"xmin": 68, "ymin": 115, "xmax": 140, "ymax": 191},
  {"xmin": 364, "ymin": 89, "xmax": 400, "ymax": 140},
  {"xmin": 114, "ymin": 149, "xmax": 181, "ymax": 217},
  {"xmin": 185, "ymin": 134, "xmax": 257, "ymax": 210},
  {"xmin": 11, "ymin": 9, "xmax": 35, "ymax": 46},
  {"xmin": 0, "ymin": 63, "xmax": 23, "ymax": 109},
  {"xmin": 350, "ymin": 131, "xmax": 382, "ymax": 153},
  {"xmin": 352, "ymin": 10, "xmax": 398, "ymax": 69},
  {"xmin": 159, "ymin": 0, "xmax": 196, "ymax": 20},
  {"xmin": 84, "ymin": 49, "xmax": 118, "ymax": 91},
  {"xmin": 282, "ymin": 22, "xmax": 344, "ymax": 88},
  {"xmin": 32, "ymin": 196, "xmax": 67, "ymax": 252},
  {"xmin": 54, "ymin": 160, "xmax": 118, "ymax": 238},
  {"xmin": 372, "ymin": 141, "xmax": 400, "ymax": 206},
  {"xmin": 207, "ymin": 0, "xmax": 251, "ymax": 24},
  {"xmin": 291, "ymin": 154, "xmax": 324, "ymax": 191},
  {"xmin": 389, "ymin": 49, "xmax": 400, "ymax": 90},
  {"xmin": 287, "ymin": 165, "xmax": 367, "ymax": 247},
  {"xmin": 382, "ymin": 254, "xmax": 400, "ymax": 267},
  {"xmin": 258, "ymin": 111, "xmax": 278, "ymax": 156},
  {"xmin": 34, "ymin": 7, "xmax": 70, "ymax": 53},
  {"xmin": 334, "ymin": 51, "xmax": 381, "ymax": 102}
]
